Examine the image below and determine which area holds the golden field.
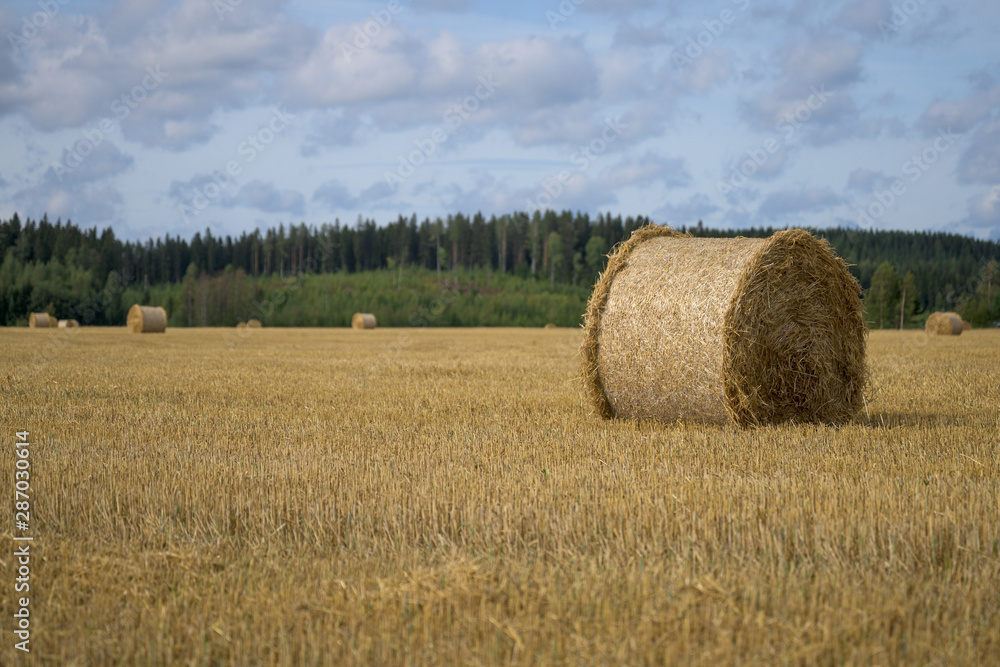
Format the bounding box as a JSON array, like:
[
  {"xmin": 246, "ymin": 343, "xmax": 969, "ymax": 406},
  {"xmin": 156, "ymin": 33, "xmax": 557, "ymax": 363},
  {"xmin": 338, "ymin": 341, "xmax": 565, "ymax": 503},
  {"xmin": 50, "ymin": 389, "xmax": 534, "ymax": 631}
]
[{"xmin": 1, "ymin": 326, "xmax": 998, "ymax": 665}]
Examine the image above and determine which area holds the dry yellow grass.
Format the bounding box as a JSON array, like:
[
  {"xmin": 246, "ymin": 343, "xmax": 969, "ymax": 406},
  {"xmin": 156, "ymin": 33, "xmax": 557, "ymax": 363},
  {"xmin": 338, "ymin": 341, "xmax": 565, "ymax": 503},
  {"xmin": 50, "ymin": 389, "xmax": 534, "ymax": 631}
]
[{"xmin": 1, "ymin": 327, "xmax": 998, "ymax": 665}]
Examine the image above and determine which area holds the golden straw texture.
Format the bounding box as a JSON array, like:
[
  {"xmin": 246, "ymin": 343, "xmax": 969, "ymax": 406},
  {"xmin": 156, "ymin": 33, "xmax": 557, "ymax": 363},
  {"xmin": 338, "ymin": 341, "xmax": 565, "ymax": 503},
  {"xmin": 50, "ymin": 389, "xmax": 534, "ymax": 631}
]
[
  {"xmin": 582, "ymin": 226, "xmax": 868, "ymax": 427},
  {"xmin": 127, "ymin": 305, "xmax": 167, "ymax": 333},
  {"xmin": 352, "ymin": 313, "xmax": 377, "ymax": 330},
  {"xmin": 926, "ymin": 312, "xmax": 962, "ymax": 336},
  {"xmin": 28, "ymin": 312, "xmax": 52, "ymax": 328},
  {"xmin": 247, "ymin": 318, "xmax": 262, "ymax": 328}
]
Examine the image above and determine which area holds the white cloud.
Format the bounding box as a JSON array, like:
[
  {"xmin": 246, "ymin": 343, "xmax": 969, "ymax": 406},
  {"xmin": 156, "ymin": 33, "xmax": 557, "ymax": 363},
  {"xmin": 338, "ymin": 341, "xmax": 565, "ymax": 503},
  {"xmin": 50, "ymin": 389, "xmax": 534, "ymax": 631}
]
[{"xmin": 757, "ymin": 186, "xmax": 844, "ymax": 219}]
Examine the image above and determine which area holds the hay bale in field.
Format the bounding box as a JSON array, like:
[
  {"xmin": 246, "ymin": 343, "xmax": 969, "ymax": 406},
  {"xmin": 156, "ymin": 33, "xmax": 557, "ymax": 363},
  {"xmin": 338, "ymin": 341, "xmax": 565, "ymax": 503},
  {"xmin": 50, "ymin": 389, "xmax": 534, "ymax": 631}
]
[
  {"xmin": 127, "ymin": 305, "xmax": 167, "ymax": 333},
  {"xmin": 352, "ymin": 313, "xmax": 377, "ymax": 330},
  {"xmin": 57, "ymin": 319, "xmax": 79, "ymax": 328},
  {"xmin": 925, "ymin": 312, "xmax": 962, "ymax": 336},
  {"xmin": 544, "ymin": 323, "xmax": 558, "ymax": 329},
  {"xmin": 961, "ymin": 319, "xmax": 971, "ymax": 331},
  {"xmin": 247, "ymin": 318, "xmax": 262, "ymax": 328},
  {"xmin": 28, "ymin": 312, "xmax": 52, "ymax": 328},
  {"xmin": 581, "ymin": 225, "xmax": 869, "ymax": 427}
]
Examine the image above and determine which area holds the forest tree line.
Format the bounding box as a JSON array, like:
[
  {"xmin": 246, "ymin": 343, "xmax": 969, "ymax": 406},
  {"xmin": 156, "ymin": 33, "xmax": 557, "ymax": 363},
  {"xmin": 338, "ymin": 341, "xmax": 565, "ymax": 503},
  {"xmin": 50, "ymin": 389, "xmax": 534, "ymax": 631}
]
[{"xmin": 1, "ymin": 211, "xmax": 998, "ymax": 328}]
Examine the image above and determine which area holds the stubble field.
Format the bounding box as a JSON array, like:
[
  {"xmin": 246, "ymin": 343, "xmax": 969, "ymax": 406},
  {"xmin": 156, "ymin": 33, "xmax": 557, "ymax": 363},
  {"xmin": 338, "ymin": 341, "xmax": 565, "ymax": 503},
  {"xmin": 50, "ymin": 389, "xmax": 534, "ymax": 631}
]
[{"xmin": 1, "ymin": 326, "xmax": 998, "ymax": 665}]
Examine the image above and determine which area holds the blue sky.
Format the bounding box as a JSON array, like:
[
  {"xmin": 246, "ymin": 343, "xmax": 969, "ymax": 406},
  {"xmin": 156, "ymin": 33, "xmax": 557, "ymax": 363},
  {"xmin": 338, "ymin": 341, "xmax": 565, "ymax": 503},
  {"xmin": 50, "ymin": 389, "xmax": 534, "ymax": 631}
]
[{"xmin": 1, "ymin": 0, "xmax": 999, "ymax": 242}]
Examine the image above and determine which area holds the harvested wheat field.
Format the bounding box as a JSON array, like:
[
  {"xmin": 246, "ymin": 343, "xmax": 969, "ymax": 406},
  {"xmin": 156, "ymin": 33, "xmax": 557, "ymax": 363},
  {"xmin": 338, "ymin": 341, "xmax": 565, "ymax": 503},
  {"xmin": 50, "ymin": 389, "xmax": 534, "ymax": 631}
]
[{"xmin": 1, "ymin": 327, "xmax": 998, "ymax": 665}]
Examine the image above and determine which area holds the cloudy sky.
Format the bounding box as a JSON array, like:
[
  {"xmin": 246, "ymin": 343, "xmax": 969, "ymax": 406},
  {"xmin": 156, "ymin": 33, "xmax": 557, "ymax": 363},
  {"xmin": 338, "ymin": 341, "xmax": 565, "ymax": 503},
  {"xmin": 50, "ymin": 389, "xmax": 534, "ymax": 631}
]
[{"xmin": 1, "ymin": 0, "xmax": 999, "ymax": 242}]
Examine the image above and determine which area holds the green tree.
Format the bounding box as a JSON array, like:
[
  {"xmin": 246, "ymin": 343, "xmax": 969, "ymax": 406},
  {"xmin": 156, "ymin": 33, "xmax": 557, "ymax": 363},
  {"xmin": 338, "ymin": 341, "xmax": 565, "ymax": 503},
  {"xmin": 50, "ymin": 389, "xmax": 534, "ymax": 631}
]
[
  {"xmin": 179, "ymin": 262, "xmax": 199, "ymax": 326},
  {"xmin": 898, "ymin": 270, "xmax": 916, "ymax": 329},
  {"xmin": 546, "ymin": 231, "xmax": 563, "ymax": 286},
  {"xmin": 584, "ymin": 236, "xmax": 608, "ymax": 282},
  {"xmin": 867, "ymin": 261, "xmax": 899, "ymax": 329}
]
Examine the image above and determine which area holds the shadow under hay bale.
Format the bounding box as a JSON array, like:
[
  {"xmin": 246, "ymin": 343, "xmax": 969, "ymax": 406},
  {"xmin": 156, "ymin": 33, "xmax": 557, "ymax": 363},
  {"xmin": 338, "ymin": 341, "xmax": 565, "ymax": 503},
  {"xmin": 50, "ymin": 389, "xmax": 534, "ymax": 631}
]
[
  {"xmin": 582, "ymin": 225, "xmax": 869, "ymax": 427},
  {"xmin": 352, "ymin": 313, "xmax": 377, "ymax": 330},
  {"xmin": 127, "ymin": 305, "xmax": 167, "ymax": 333},
  {"xmin": 29, "ymin": 312, "xmax": 53, "ymax": 328},
  {"xmin": 57, "ymin": 319, "xmax": 80, "ymax": 328},
  {"xmin": 926, "ymin": 312, "xmax": 962, "ymax": 336}
]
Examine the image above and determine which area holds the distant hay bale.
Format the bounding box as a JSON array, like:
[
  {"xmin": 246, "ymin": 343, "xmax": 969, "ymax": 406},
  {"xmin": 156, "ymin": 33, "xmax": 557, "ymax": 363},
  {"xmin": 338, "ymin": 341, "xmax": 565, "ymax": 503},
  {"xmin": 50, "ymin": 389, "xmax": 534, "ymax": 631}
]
[
  {"xmin": 57, "ymin": 319, "xmax": 79, "ymax": 328},
  {"xmin": 544, "ymin": 323, "xmax": 558, "ymax": 329},
  {"xmin": 926, "ymin": 312, "xmax": 962, "ymax": 336},
  {"xmin": 961, "ymin": 319, "xmax": 971, "ymax": 331},
  {"xmin": 352, "ymin": 313, "xmax": 377, "ymax": 330},
  {"xmin": 581, "ymin": 225, "xmax": 869, "ymax": 427},
  {"xmin": 127, "ymin": 305, "xmax": 167, "ymax": 333},
  {"xmin": 28, "ymin": 312, "xmax": 52, "ymax": 328},
  {"xmin": 247, "ymin": 318, "xmax": 262, "ymax": 328}
]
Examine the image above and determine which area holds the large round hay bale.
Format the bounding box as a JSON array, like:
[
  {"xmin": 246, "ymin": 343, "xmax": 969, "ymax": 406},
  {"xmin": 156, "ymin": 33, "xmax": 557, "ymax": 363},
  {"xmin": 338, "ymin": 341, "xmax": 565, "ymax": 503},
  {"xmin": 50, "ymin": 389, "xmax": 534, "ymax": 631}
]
[
  {"xmin": 57, "ymin": 319, "xmax": 79, "ymax": 328},
  {"xmin": 28, "ymin": 312, "xmax": 52, "ymax": 328},
  {"xmin": 581, "ymin": 225, "xmax": 869, "ymax": 427},
  {"xmin": 247, "ymin": 318, "xmax": 262, "ymax": 328},
  {"xmin": 944, "ymin": 312, "xmax": 968, "ymax": 334},
  {"xmin": 352, "ymin": 313, "xmax": 377, "ymax": 330},
  {"xmin": 926, "ymin": 312, "xmax": 962, "ymax": 336},
  {"xmin": 127, "ymin": 305, "xmax": 167, "ymax": 333}
]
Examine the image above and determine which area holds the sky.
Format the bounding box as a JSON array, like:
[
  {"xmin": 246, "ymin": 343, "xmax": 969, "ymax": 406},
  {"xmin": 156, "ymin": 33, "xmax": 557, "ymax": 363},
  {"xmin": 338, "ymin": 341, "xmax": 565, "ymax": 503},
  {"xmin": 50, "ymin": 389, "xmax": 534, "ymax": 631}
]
[{"xmin": 1, "ymin": 0, "xmax": 999, "ymax": 243}]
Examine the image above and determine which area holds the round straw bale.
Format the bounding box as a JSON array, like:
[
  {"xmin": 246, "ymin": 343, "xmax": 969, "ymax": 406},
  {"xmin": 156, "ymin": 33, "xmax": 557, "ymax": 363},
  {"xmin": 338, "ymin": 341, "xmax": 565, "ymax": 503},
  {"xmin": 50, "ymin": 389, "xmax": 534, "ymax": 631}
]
[
  {"xmin": 581, "ymin": 226, "xmax": 869, "ymax": 427},
  {"xmin": 944, "ymin": 312, "xmax": 966, "ymax": 335},
  {"xmin": 127, "ymin": 304, "xmax": 167, "ymax": 333},
  {"xmin": 544, "ymin": 323, "xmax": 558, "ymax": 329},
  {"xmin": 352, "ymin": 313, "xmax": 377, "ymax": 329},
  {"xmin": 962, "ymin": 319, "xmax": 971, "ymax": 331},
  {"xmin": 925, "ymin": 312, "xmax": 962, "ymax": 336},
  {"xmin": 28, "ymin": 312, "xmax": 52, "ymax": 328},
  {"xmin": 247, "ymin": 318, "xmax": 262, "ymax": 328},
  {"xmin": 57, "ymin": 319, "xmax": 79, "ymax": 328}
]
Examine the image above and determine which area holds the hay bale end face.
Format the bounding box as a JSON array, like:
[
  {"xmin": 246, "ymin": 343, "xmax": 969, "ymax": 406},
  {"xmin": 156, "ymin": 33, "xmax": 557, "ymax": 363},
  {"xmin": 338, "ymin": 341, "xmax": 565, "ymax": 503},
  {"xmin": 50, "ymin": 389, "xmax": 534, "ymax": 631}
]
[
  {"xmin": 582, "ymin": 225, "xmax": 869, "ymax": 427},
  {"xmin": 28, "ymin": 312, "xmax": 52, "ymax": 328},
  {"xmin": 57, "ymin": 319, "xmax": 79, "ymax": 328},
  {"xmin": 352, "ymin": 313, "xmax": 377, "ymax": 330},
  {"xmin": 127, "ymin": 305, "xmax": 167, "ymax": 333},
  {"xmin": 926, "ymin": 312, "xmax": 962, "ymax": 336}
]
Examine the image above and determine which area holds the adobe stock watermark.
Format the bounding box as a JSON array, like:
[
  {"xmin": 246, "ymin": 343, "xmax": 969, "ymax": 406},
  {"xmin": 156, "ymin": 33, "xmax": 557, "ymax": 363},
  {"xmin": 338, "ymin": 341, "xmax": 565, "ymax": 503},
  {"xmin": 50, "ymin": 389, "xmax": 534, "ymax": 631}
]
[
  {"xmin": 547, "ymin": 0, "xmax": 587, "ymax": 30},
  {"xmin": 339, "ymin": 0, "xmax": 404, "ymax": 62},
  {"xmin": 878, "ymin": 0, "xmax": 930, "ymax": 40},
  {"xmin": 525, "ymin": 116, "xmax": 627, "ymax": 213},
  {"xmin": 672, "ymin": 0, "xmax": 751, "ymax": 72},
  {"xmin": 383, "ymin": 73, "xmax": 500, "ymax": 191},
  {"xmin": 177, "ymin": 107, "xmax": 295, "ymax": 223},
  {"xmin": 213, "ymin": 0, "xmax": 243, "ymax": 21},
  {"xmin": 51, "ymin": 65, "xmax": 169, "ymax": 182},
  {"xmin": 7, "ymin": 0, "xmax": 70, "ymax": 55},
  {"xmin": 855, "ymin": 128, "xmax": 958, "ymax": 228},
  {"xmin": 716, "ymin": 84, "xmax": 830, "ymax": 198}
]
